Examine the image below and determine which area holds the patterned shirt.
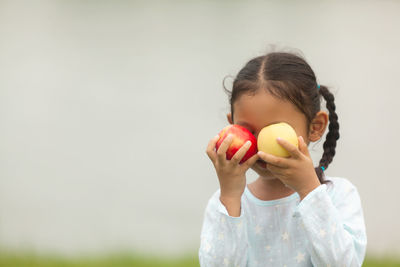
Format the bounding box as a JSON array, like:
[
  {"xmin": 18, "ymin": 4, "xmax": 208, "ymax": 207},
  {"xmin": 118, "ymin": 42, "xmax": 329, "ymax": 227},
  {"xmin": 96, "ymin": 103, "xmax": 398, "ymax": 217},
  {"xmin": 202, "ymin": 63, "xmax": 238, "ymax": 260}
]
[{"xmin": 199, "ymin": 177, "xmax": 367, "ymax": 266}]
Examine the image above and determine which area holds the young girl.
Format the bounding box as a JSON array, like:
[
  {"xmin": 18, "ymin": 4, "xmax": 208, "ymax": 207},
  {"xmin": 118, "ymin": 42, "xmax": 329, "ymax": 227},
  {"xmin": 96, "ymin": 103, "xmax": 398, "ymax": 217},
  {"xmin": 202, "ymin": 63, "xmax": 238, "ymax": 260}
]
[{"xmin": 199, "ymin": 51, "xmax": 367, "ymax": 266}]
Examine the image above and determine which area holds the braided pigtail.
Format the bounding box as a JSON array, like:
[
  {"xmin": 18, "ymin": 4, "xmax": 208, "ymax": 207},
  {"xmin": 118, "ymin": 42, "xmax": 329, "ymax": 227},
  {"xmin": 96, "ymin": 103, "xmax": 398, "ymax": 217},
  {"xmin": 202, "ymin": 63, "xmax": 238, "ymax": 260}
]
[{"xmin": 315, "ymin": 85, "xmax": 340, "ymax": 182}]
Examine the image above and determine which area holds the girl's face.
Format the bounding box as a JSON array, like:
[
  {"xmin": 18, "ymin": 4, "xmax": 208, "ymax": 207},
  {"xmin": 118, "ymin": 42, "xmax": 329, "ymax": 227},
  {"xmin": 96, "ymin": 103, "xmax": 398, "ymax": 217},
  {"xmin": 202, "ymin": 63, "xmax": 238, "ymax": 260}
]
[{"xmin": 229, "ymin": 89, "xmax": 310, "ymax": 180}]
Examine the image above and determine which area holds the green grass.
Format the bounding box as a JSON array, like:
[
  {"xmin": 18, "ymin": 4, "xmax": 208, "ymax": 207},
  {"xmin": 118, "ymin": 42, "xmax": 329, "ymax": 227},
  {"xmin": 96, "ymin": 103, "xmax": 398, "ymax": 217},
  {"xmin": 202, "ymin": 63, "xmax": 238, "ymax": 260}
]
[
  {"xmin": 363, "ymin": 258, "xmax": 400, "ymax": 267},
  {"xmin": 0, "ymin": 253, "xmax": 199, "ymax": 267},
  {"xmin": 0, "ymin": 253, "xmax": 400, "ymax": 267}
]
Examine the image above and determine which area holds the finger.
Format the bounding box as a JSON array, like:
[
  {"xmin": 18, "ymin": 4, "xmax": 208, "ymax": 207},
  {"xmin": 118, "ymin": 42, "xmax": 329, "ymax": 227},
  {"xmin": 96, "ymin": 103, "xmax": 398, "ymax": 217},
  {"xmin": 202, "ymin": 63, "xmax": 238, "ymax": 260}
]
[
  {"xmin": 298, "ymin": 136, "xmax": 311, "ymax": 158},
  {"xmin": 257, "ymin": 151, "xmax": 290, "ymax": 168},
  {"xmin": 240, "ymin": 153, "xmax": 260, "ymax": 169},
  {"xmin": 216, "ymin": 134, "xmax": 234, "ymax": 161},
  {"xmin": 230, "ymin": 140, "xmax": 252, "ymax": 164},
  {"xmin": 206, "ymin": 135, "xmax": 220, "ymax": 162},
  {"xmin": 276, "ymin": 137, "xmax": 302, "ymax": 159}
]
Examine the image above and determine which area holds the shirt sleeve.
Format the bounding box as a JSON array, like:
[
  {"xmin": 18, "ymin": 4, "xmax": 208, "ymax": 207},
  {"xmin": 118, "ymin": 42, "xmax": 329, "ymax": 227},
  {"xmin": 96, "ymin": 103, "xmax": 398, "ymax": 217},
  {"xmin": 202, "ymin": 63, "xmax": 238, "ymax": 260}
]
[
  {"xmin": 293, "ymin": 178, "xmax": 367, "ymax": 266},
  {"xmin": 199, "ymin": 190, "xmax": 249, "ymax": 267}
]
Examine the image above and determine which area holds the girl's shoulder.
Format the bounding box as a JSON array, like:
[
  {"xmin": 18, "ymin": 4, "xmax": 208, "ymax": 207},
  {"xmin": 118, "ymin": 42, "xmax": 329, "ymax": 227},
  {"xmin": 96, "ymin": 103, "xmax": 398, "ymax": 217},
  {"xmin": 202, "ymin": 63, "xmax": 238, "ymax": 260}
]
[
  {"xmin": 325, "ymin": 176, "xmax": 361, "ymax": 200},
  {"xmin": 326, "ymin": 176, "xmax": 357, "ymax": 189}
]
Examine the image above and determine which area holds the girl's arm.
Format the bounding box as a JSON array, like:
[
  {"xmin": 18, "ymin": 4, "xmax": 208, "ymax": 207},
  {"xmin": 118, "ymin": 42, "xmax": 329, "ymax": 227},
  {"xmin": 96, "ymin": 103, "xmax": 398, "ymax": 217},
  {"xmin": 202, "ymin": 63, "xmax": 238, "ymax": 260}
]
[
  {"xmin": 293, "ymin": 177, "xmax": 367, "ymax": 266},
  {"xmin": 199, "ymin": 190, "xmax": 248, "ymax": 267}
]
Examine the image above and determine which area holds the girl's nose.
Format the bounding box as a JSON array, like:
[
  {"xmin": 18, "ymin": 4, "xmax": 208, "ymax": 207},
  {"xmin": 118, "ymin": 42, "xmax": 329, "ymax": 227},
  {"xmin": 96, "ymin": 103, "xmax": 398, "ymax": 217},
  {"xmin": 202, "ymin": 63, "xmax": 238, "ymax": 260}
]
[{"xmin": 253, "ymin": 131, "xmax": 259, "ymax": 141}]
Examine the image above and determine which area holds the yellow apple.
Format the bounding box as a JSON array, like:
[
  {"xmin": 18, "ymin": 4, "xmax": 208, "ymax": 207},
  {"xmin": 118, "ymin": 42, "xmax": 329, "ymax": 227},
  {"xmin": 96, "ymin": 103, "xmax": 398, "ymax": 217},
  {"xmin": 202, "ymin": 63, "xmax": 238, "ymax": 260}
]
[{"xmin": 257, "ymin": 122, "xmax": 299, "ymax": 157}]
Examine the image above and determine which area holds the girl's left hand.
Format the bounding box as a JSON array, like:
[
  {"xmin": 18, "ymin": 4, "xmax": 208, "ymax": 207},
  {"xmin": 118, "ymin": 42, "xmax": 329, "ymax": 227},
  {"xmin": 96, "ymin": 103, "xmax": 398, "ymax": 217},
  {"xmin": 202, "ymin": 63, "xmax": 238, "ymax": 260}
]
[{"xmin": 257, "ymin": 136, "xmax": 321, "ymax": 200}]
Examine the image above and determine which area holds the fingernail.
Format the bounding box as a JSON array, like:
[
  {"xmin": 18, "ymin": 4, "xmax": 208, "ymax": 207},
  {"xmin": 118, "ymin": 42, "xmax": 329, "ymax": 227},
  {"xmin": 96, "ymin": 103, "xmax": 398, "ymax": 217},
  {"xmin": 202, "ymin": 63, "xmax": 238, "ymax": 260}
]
[
  {"xmin": 277, "ymin": 137, "xmax": 282, "ymax": 141},
  {"xmin": 257, "ymin": 151, "xmax": 264, "ymax": 156},
  {"xmin": 246, "ymin": 141, "xmax": 252, "ymax": 146}
]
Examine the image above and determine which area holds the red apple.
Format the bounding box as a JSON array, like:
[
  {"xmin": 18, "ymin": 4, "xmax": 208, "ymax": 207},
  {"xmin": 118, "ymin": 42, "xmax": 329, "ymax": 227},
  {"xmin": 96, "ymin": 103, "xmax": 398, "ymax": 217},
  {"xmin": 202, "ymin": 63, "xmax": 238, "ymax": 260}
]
[{"xmin": 215, "ymin": 124, "xmax": 258, "ymax": 164}]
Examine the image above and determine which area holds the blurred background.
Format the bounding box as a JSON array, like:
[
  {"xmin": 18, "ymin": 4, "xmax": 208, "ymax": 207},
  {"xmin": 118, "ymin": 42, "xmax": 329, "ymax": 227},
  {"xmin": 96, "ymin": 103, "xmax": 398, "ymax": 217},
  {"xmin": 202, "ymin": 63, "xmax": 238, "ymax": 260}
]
[{"xmin": 1, "ymin": 0, "xmax": 400, "ymax": 265}]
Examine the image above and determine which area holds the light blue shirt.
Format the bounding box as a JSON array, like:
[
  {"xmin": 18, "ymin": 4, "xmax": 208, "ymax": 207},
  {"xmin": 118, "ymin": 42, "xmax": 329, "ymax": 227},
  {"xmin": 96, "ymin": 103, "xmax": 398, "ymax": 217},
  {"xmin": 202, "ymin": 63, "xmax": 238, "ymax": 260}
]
[{"xmin": 199, "ymin": 177, "xmax": 367, "ymax": 266}]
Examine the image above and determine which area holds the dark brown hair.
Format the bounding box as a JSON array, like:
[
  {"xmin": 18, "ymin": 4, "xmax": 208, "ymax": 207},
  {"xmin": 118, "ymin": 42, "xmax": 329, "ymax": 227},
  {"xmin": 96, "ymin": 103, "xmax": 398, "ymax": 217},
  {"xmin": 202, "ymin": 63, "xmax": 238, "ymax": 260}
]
[{"xmin": 223, "ymin": 52, "xmax": 339, "ymax": 183}]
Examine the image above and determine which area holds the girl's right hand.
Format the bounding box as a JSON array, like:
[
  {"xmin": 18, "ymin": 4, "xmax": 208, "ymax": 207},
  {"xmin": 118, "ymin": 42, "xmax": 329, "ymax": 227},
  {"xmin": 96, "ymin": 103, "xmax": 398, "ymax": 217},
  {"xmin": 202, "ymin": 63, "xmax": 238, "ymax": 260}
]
[{"xmin": 206, "ymin": 134, "xmax": 259, "ymax": 216}]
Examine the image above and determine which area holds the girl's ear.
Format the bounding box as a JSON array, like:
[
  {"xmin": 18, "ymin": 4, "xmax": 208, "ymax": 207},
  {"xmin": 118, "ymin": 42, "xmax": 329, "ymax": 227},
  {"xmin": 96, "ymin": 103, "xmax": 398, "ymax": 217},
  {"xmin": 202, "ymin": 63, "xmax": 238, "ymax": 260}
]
[
  {"xmin": 227, "ymin": 113, "xmax": 233, "ymax": 124},
  {"xmin": 308, "ymin": 111, "xmax": 329, "ymax": 142}
]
